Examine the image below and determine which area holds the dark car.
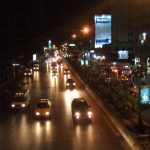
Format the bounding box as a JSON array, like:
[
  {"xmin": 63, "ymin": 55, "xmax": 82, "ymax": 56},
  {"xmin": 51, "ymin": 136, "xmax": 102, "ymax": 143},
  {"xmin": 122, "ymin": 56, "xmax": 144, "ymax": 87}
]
[
  {"xmin": 71, "ymin": 98, "xmax": 92, "ymax": 123},
  {"xmin": 66, "ymin": 78, "xmax": 75, "ymax": 89},
  {"xmin": 64, "ymin": 68, "xmax": 70, "ymax": 75},
  {"xmin": 24, "ymin": 68, "xmax": 33, "ymax": 76},
  {"xmin": 99, "ymin": 69, "xmax": 107, "ymax": 77},
  {"xmin": 52, "ymin": 70, "xmax": 58, "ymax": 77}
]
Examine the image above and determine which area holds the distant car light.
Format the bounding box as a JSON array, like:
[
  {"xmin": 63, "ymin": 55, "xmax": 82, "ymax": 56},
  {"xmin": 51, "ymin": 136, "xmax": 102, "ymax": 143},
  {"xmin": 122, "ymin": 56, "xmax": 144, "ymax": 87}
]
[
  {"xmin": 36, "ymin": 112, "xmax": 40, "ymax": 116},
  {"xmin": 11, "ymin": 104, "xmax": 15, "ymax": 108},
  {"xmin": 88, "ymin": 111, "xmax": 92, "ymax": 118},
  {"xmin": 22, "ymin": 104, "xmax": 26, "ymax": 107},
  {"xmin": 75, "ymin": 112, "xmax": 80, "ymax": 119},
  {"xmin": 45, "ymin": 112, "xmax": 50, "ymax": 116}
]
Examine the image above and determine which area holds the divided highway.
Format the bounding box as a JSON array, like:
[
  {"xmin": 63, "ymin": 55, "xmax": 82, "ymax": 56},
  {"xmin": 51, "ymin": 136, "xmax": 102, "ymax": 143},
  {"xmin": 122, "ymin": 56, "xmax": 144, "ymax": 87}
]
[{"xmin": 0, "ymin": 63, "xmax": 132, "ymax": 150}]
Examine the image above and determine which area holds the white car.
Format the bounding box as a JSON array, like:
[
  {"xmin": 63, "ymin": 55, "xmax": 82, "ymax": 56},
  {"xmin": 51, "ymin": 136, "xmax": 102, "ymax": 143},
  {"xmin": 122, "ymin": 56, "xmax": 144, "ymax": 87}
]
[{"xmin": 11, "ymin": 89, "xmax": 30, "ymax": 111}]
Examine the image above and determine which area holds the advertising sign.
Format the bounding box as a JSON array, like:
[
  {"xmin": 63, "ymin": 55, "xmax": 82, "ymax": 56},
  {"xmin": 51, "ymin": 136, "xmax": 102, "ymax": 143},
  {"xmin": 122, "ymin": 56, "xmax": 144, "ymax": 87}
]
[
  {"xmin": 95, "ymin": 15, "xmax": 111, "ymax": 48},
  {"xmin": 140, "ymin": 85, "xmax": 150, "ymax": 104},
  {"xmin": 33, "ymin": 54, "xmax": 36, "ymax": 61},
  {"xmin": 118, "ymin": 50, "xmax": 128, "ymax": 59}
]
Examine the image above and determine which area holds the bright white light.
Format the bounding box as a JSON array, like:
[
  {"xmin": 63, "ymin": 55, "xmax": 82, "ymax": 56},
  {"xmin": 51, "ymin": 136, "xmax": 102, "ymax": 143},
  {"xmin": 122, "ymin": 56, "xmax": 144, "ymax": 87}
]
[
  {"xmin": 75, "ymin": 112, "xmax": 80, "ymax": 119},
  {"xmin": 88, "ymin": 111, "xmax": 93, "ymax": 118},
  {"xmin": 36, "ymin": 112, "xmax": 40, "ymax": 116},
  {"xmin": 11, "ymin": 104, "xmax": 15, "ymax": 108},
  {"xmin": 22, "ymin": 104, "xmax": 26, "ymax": 107},
  {"xmin": 45, "ymin": 112, "xmax": 50, "ymax": 116}
]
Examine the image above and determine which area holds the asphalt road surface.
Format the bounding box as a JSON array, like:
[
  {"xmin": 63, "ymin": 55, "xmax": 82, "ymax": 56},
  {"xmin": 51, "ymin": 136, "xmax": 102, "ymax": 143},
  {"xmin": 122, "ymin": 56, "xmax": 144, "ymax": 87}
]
[{"xmin": 0, "ymin": 63, "xmax": 132, "ymax": 150}]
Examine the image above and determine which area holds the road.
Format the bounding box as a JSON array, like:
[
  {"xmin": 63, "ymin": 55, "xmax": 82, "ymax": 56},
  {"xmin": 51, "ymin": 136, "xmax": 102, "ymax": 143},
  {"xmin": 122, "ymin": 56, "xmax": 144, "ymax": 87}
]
[{"xmin": 0, "ymin": 62, "xmax": 131, "ymax": 150}]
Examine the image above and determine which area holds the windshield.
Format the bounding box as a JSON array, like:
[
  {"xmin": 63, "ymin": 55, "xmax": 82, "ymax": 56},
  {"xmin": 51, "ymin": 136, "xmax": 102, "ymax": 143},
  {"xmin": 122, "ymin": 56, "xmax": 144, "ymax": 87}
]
[
  {"xmin": 13, "ymin": 96, "xmax": 25, "ymax": 102},
  {"xmin": 73, "ymin": 101, "xmax": 89, "ymax": 109},
  {"xmin": 37, "ymin": 103, "xmax": 49, "ymax": 108}
]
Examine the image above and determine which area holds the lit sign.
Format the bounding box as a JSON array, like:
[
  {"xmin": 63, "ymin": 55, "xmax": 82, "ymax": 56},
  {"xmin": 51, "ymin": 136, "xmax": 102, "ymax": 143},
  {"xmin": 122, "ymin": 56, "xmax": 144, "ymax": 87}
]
[
  {"xmin": 33, "ymin": 54, "xmax": 36, "ymax": 61},
  {"xmin": 48, "ymin": 40, "xmax": 52, "ymax": 48},
  {"xmin": 69, "ymin": 44, "xmax": 75, "ymax": 47},
  {"xmin": 118, "ymin": 50, "xmax": 128, "ymax": 59},
  {"xmin": 95, "ymin": 15, "xmax": 111, "ymax": 48},
  {"xmin": 140, "ymin": 85, "xmax": 150, "ymax": 104}
]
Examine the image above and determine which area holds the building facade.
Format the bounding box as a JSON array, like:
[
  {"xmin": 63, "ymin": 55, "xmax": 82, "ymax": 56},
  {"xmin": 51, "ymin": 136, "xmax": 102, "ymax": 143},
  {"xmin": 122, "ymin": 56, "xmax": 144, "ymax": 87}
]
[{"xmin": 111, "ymin": 0, "xmax": 134, "ymax": 63}]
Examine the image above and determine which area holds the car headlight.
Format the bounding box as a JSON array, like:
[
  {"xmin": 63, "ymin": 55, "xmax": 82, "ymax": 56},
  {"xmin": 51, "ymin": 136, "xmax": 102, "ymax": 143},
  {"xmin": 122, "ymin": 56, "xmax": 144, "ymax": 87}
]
[
  {"xmin": 22, "ymin": 104, "xmax": 26, "ymax": 107},
  {"xmin": 36, "ymin": 112, "xmax": 40, "ymax": 116},
  {"xmin": 11, "ymin": 104, "xmax": 15, "ymax": 108},
  {"xmin": 75, "ymin": 112, "xmax": 80, "ymax": 119},
  {"xmin": 87, "ymin": 111, "xmax": 92, "ymax": 118},
  {"xmin": 45, "ymin": 112, "xmax": 50, "ymax": 116}
]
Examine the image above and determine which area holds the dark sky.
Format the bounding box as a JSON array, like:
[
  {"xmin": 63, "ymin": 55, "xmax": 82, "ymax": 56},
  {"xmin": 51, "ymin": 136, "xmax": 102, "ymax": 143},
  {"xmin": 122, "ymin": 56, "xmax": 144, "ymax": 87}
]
[
  {"xmin": 44, "ymin": 0, "xmax": 110, "ymax": 43},
  {"xmin": 0, "ymin": 0, "xmax": 110, "ymax": 52}
]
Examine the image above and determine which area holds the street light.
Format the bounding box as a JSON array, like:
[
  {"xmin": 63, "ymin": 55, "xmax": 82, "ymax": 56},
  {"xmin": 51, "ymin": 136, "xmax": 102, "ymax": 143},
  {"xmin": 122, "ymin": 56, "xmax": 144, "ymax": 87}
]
[
  {"xmin": 81, "ymin": 26, "xmax": 90, "ymax": 35},
  {"xmin": 81, "ymin": 26, "xmax": 91, "ymax": 78},
  {"xmin": 81, "ymin": 26, "xmax": 91, "ymax": 49},
  {"xmin": 71, "ymin": 34, "xmax": 77, "ymax": 40}
]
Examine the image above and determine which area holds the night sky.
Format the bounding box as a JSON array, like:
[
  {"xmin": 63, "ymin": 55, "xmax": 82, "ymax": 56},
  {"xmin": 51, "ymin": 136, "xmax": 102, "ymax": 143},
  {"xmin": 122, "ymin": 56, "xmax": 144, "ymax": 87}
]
[{"xmin": 0, "ymin": 0, "xmax": 110, "ymax": 52}]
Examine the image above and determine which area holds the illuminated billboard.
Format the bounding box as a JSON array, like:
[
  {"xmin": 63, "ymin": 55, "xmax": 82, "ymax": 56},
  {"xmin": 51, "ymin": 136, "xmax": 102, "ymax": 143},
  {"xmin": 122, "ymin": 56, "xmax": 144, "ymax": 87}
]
[
  {"xmin": 95, "ymin": 15, "xmax": 111, "ymax": 48},
  {"xmin": 140, "ymin": 85, "xmax": 150, "ymax": 104},
  {"xmin": 118, "ymin": 50, "xmax": 128, "ymax": 59}
]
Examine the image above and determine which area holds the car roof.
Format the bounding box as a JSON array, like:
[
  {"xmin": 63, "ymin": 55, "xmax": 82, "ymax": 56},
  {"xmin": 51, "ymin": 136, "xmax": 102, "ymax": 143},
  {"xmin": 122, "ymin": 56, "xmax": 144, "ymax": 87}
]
[
  {"xmin": 72, "ymin": 98, "xmax": 86, "ymax": 103},
  {"xmin": 67, "ymin": 78, "xmax": 74, "ymax": 82},
  {"xmin": 39, "ymin": 98, "xmax": 50, "ymax": 103}
]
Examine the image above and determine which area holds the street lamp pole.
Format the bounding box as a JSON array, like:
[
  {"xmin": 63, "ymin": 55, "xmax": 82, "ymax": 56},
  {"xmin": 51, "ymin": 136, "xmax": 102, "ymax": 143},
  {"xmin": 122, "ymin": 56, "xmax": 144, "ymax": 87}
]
[{"xmin": 81, "ymin": 26, "xmax": 90, "ymax": 78}]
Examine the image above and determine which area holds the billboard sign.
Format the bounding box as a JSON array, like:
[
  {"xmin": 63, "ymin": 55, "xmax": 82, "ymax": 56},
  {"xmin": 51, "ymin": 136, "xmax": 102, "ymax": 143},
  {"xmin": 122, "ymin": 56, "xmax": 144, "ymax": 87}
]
[
  {"xmin": 118, "ymin": 50, "xmax": 128, "ymax": 59},
  {"xmin": 140, "ymin": 85, "xmax": 150, "ymax": 104},
  {"xmin": 33, "ymin": 54, "xmax": 37, "ymax": 61},
  {"xmin": 95, "ymin": 15, "xmax": 111, "ymax": 48}
]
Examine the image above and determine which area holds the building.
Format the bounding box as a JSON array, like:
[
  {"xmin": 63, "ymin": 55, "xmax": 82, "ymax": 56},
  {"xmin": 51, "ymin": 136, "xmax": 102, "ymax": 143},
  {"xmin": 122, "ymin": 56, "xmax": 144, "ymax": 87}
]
[
  {"xmin": 133, "ymin": 0, "xmax": 150, "ymax": 67},
  {"xmin": 111, "ymin": 0, "xmax": 134, "ymax": 63}
]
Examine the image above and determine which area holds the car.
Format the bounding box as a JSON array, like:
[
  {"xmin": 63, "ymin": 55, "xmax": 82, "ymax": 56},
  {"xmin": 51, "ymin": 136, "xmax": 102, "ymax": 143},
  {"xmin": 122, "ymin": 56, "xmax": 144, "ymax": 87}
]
[
  {"xmin": 71, "ymin": 98, "xmax": 92, "ymax": 123},
  {"xmin": 99, "ymin": 69, "xmax": 107, "ymax": 77},
  {"xmin": 64, "ymin": 68, "xmax": 70, "ymax": 75},
  {"xmin": 35, "ymin": 99, "xmax": 52, "ymax": 119},
  {"xmin": 129, "ymin": 85, "xmax": 139, "ymax": 97},
  {"xmin": 66, "ymin": 78, "xmax": 75, "ymax": 89},
  {"xmin": 118, "ymin": 75, "xmax": 129, "ymax": 82},
  {"xmin": 33, "ymin": 64, "xmax": 39, "ymax": 71},
  {"xmin": 11, "ymin": 89, "xmax": 30, "ymax": 111},
  {"xmin": 24, "ymin": 68, "xmax": 33, "ymax": 76},
  {"xmin": 52, "ymin": 70, "xmax": 58, "ymax": 77},
  {"xmin": 51, "ymin": 62, "xmax": 57, "ymax": 70}
]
